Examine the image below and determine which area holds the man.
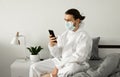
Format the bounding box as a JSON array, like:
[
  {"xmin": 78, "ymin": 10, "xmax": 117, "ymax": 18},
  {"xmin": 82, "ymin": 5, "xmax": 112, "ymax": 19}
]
[{"xmin": 29, "ymin": 8, "xmax": 92, "ymax": 77}]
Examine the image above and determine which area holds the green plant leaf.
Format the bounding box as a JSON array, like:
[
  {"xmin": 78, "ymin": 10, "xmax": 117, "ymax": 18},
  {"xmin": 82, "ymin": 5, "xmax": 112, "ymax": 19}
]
[{"xmin": 27, "ymin": 45, "xmax": 43, "ymax": 55}]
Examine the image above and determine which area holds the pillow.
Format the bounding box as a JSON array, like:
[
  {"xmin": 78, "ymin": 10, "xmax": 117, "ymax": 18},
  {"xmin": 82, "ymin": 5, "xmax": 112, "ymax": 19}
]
[{"xmin": 90, "ymin": 37, "xmax": 101, "ymax": 60}]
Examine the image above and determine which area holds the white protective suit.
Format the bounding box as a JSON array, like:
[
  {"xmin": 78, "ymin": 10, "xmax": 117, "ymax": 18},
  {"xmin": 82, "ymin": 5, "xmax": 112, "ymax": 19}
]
[{"xmin": 29, "ymin": 24, "xmax": 93, "ymax": 77}]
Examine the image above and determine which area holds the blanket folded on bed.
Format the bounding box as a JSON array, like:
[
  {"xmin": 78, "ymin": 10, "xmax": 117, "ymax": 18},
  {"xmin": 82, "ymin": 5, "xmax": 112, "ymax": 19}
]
[{"xmin": 71, "ymin": 53, "xmax": 120, "ymax": 77}]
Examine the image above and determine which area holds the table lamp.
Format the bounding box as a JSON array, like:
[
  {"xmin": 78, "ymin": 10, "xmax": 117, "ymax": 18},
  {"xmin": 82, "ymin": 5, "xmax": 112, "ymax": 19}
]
[{"xmin": 11, "ymin": 32, "xmax": 28, "ymax": 60}]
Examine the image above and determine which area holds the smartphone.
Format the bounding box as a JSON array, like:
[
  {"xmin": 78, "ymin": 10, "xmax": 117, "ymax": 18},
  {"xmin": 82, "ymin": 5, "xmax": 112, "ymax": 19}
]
[
  {"xmin": 48, "ymin": 30, "xmax": 56, "ymax": 37},
  {"xmin": 48, "ymin": 30, "xmax": 57, "ymax": 42}
]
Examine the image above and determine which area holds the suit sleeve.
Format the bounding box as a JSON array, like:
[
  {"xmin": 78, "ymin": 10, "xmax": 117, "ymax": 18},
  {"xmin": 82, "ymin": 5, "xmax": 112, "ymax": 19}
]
[{"xmin": 48, "ymin": 35, "xmax": 63, "ymax": 58}]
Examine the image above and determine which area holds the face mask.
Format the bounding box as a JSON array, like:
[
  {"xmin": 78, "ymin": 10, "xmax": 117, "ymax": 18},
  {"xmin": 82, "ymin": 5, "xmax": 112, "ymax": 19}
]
[{"xmin": 65, "ymin": 21, "xmax": 75, "ymax": 31}]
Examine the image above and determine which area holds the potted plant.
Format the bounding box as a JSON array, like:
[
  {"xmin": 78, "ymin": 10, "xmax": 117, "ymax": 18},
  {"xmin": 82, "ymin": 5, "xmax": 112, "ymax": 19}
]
[{"xmin": 27, "ymin": 46, "xmax": 43, "ymax": 62}]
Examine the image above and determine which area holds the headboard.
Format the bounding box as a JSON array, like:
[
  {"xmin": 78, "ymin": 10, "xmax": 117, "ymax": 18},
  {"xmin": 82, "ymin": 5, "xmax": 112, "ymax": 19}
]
[
  {"xmin": 98, "ymin": 45, "xmax": 120, "ymax": 58},
  {"xmin": 99, "ymin": 45, "xmax": 120, "ymax": 48}
]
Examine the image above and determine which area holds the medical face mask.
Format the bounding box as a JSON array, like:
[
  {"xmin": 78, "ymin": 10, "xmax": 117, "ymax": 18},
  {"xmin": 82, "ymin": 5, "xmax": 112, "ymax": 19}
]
[{"xmin": 65, "ymin": 21, "xmax": 75, "ymax": 31}]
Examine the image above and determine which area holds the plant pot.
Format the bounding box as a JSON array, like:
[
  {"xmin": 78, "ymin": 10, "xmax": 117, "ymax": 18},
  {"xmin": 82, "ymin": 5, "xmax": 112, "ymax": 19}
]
[{"xmin": 30, "ymin": 55, "xmax": 40, "ymax": 62}]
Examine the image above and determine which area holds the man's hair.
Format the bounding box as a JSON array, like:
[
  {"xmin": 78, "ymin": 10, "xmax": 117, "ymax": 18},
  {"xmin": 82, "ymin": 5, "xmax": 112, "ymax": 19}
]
[{"xmin": 65, "ymin": 8, "xmax": 85, "ymax": 20}]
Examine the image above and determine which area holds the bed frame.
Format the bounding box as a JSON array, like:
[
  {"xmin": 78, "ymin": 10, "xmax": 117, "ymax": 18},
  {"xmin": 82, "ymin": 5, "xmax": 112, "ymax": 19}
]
[{"xmin": 99, "ymin": 45, "xmax": 120, "ymax": 48}]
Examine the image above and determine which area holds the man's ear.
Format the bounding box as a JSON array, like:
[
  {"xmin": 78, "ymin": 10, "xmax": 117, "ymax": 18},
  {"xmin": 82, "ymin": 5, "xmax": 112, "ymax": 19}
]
[{"xmin": 76, "ymin": 19, "xmax": 81, "ymax": 23}]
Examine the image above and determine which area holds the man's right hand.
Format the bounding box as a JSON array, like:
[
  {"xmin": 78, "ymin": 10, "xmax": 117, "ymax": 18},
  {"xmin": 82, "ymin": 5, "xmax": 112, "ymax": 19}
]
[{"xmin": 49, "ymin": 35, "xmax": 57, "ymax": 47}]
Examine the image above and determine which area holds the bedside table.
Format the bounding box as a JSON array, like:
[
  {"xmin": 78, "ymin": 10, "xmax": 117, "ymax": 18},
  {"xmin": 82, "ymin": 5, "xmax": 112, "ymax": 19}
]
[{"xmin": 10, "ymin": 59, "xmax": 34, "ymax": 77}]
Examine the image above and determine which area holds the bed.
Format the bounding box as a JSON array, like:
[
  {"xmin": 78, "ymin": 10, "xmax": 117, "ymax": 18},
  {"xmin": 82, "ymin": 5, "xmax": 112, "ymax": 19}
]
[
  {"xmin": 71, "ymin": 37, "xmax": 120, "ymax": 77},
  {"xmin": 73, "ymin": 55, "xmax": 120, "ymax": 77}
]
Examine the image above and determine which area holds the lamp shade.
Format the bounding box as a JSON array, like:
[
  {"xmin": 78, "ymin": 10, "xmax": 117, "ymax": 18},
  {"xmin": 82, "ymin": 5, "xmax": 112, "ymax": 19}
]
[
  {"xmin": 11, "ymin": 37, "xmax": 20, "ymax": 45},
  {"xmin": 11, "ymin": 32, "xmax": 20, "ymax": 45}
]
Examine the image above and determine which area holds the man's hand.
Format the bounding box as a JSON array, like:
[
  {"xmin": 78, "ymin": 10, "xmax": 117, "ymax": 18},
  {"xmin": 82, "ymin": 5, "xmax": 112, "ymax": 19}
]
[
  {"xmin": 49, "ymin": 35, "xmax": 57, "ymax": 47},
  {"xmin": 51, "ymin": 67, "xmax": 58, "ymax": 77}
]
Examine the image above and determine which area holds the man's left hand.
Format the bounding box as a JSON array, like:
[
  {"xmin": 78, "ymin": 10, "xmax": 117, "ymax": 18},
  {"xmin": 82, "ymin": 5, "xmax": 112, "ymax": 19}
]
[{"xmin": 51, "ymin": 67, "xmax": 58, "ymax": 77}]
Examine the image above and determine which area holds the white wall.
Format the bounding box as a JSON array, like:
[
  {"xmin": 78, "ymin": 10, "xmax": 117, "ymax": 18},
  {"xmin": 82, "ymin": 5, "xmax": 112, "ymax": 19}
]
[{"xmin": 0, "ymin": 0, "xmax": 120, "ymax": 77}]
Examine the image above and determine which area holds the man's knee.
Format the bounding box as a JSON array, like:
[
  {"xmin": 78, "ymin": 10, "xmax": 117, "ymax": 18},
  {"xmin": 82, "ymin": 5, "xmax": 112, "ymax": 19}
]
[
  {"xmin": 30, "ymin": 63, "xmax": 38, "ymax": 70},
  {"xmin": 58, "ymin": 68, "xmax": 73, "ymax": 77}
]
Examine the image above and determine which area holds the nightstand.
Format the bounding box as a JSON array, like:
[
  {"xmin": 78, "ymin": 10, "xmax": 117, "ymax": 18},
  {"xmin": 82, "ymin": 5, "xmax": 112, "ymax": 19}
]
[{"xmin": 10, "ymin": 59, "xmax": 33, "ymax": 77}]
